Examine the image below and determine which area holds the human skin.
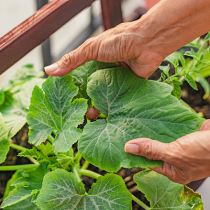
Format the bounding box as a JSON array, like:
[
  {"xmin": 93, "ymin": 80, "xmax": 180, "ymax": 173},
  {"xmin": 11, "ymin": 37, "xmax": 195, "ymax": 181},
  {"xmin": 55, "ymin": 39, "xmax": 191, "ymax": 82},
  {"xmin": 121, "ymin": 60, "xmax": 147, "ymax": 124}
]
[{"xmin": 45, "ymin": 0, "xmax": 210, "ymax": 184}]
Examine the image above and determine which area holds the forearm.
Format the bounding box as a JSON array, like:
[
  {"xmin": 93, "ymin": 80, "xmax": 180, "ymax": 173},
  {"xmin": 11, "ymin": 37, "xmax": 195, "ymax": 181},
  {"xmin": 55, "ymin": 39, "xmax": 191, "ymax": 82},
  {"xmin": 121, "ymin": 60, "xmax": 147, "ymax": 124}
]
[{"xmin": 134, "ymin": 0, "xmax": 210, "ymax": 58}]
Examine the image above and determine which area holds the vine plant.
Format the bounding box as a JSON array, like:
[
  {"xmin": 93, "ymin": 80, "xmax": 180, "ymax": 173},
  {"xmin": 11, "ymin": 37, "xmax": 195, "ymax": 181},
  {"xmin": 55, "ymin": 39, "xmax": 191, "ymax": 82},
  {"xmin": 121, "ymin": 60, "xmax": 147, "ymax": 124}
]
[{"xmin": 0, "ymin": 57, "xmax": 206, "ymax": 208}]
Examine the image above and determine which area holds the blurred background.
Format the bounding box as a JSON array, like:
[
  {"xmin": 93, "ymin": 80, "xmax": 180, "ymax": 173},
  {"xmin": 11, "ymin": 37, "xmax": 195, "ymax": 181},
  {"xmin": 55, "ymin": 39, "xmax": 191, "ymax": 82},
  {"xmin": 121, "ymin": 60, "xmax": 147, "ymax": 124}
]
[{"xmin": 0, "ymin": 0, "xmax": 209, "ymax": 208}]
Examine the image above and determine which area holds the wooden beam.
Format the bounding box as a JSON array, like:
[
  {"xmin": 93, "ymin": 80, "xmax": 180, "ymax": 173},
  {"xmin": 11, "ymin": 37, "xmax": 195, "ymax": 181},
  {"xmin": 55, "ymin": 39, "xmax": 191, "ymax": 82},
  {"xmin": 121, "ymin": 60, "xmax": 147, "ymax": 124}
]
[
  {"xmin": 101, "ymin": 0, "xmax": 123, "ymax": 30},
  {"xmin": 0, "ymin": 0, "xmax": 95, "ymax": 74}
]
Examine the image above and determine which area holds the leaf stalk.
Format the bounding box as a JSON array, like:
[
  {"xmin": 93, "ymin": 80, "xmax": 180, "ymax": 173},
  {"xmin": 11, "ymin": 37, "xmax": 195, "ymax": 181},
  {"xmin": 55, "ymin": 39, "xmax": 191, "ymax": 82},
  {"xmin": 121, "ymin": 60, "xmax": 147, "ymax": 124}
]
[
  {"xmin": 81, "ymin": 161, "xmax": 89, "ymax": 170},
  {"xmin": 132, "ymin": 195, "xmax": 150, "ymax": 210},
  {"xmin": 9, "ymin": 142, "xmax": 26, "ymax": 152},
  {"xmin": 0, "ymin": 164, "xmax": 39, "ymax": 171},
  {"xmin": 79, "ymin": 169, "xmax": 101, "ymax": 180}
]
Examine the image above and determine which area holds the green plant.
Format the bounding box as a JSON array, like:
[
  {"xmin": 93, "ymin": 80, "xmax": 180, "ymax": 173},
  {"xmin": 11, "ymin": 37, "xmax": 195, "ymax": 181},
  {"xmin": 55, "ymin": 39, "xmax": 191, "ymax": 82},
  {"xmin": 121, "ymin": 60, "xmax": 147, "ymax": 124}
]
[
  {"xmin": 159, "ymin": 32, "xmax": 210, "ymax": 100},
  {"xmin": 0, "ymin": 61, "xmax": 205, "ymax": 209}
]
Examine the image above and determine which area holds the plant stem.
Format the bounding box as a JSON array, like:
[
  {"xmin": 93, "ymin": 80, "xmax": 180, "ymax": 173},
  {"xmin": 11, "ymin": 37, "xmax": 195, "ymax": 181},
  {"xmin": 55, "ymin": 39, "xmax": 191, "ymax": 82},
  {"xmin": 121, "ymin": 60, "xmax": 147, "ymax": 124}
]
[
  {"xmin": 98, "ymin": 113, "xmax": 107, "ymax": 119},
  {"xmin": 79, "ymin": 169, "xmax": 101, "ymax": 180},
  {"xmin": 132, "ymin": 195, "xmax": 150, "ymax": 210},
  {"xmin": 9, "ymin": 142, "xmax": 26, "ymax": 152},
  {"xmin": 9, "ymin": 142, "xmax": 39, "ymax": 164},
  {"xmin": 73, "ymin": 166, "xmax": 81, "ymax": 182},
  {"xmin": 74, "ymin": 152, "xmax": 82, "ymax": 164},
  {"xmin": 81, "ymin": 161, "xmax": 89, "ymax": 170},
  {"xmin": 47, "ymin": 134, "xmax": 54, "ymax": 143},
  {"xmin": 0, "ymin": 164, "xmax": 39, "ymax": 171}
]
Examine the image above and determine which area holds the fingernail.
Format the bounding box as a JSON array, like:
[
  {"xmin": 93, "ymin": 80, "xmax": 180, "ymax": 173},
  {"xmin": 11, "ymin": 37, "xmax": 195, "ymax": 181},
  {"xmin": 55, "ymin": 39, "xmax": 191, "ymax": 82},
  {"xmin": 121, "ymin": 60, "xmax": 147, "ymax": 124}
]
[
  {"xmin": 44, "ymin": 63, "xmax": 58, "ymax": 73},
  {"xmin": 125, "ymin": 144, "xmax": 140, "ymax": 153}
]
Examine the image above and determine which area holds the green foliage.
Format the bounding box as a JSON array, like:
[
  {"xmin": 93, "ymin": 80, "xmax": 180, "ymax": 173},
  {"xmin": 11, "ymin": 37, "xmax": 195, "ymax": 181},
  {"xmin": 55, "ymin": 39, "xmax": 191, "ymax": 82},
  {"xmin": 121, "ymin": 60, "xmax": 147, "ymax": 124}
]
[
  {"xmin": 134, "ymin": 170, "xmax": 203, "ymax": 209},
  {"xmin": 36, "ymin": 170, "xmax": 132, "ymax": 210},
  {"xmin": 79, "ymin": 67, "xmax": 204, "ymax": 172},
  {"xmin": 162, "ymin": 32, "xmax": 210, "ymax": 99},
  {"xmin": 1, "ymin": 163, "xmax": 49, "ymax": 208},
  {"xmin": 0, "ymin": 61, "xmax": 205, "ymax": 209},
  {"xmin": 0, "ymin": 64, "xmax": 45, "ymax": 138},
  {"xmin": 0, "ymin": 113, "xmax": 10, "ymax": 164},
  {"xmin": 27, "ymin": 75, "xmax": 87, "ymax": 153},
  {"xmin": 71, "ymin": 60, "xmax": 119, "ymax": 100},
  {"xmin": 4, "ymin": 197, "xmax": 40, "ymax": 210}
]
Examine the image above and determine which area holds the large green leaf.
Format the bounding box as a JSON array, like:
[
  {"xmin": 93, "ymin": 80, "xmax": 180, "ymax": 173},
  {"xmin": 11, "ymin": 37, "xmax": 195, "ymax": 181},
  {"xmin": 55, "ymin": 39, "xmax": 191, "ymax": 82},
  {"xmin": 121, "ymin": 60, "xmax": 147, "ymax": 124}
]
[
  {"xmin": 1, "ymin": 163, "xmax": 49, "ymax": 208},
  {"xmin": 3, "ymin": 171, "xmax": 40, "ymax": 210},
  {"xmin": 4, "ymin": 197, "xmax": 40, "ymax": 210},
  {"xmin": 134, "ymin": 170, "xmax": 203, "ymax": 209},
  {"xmin": 78, "ymin": 67, "xmax": 204, "ymax": 172},
  {"xmin": 1, "ymin": 78, "xmax": 45, "ymax": 138},
  {"xmin": 37, "ymin": 169, "xmax": 132, "ymax": 210},
  {"xmin": 0, "ymin": 113, "xmax": 9, "ymax": 164},
  {"xmin": 71, "ymin": 60, "xmax": 119, "ymax": 99},
  {"xmin": 27, "ymin": 75, "xmax": 87, "ymax": 153}
]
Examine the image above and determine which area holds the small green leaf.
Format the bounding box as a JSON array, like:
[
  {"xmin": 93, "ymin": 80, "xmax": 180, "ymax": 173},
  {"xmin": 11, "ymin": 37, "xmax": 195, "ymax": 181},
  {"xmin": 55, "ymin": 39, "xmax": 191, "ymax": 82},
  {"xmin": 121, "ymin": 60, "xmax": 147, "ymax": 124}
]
[
  {"xmin": 37, "ymin": 169, "xmax": 132, "ymax": 210},
  {"xmin": 185, "ymin": 74, "xmax": 198, "ymax": 90},
  {"xmin": 56, "ymin": 152, "xmax": 74, "ymax": 170},
  {"xmin": 184, "ymin": 48, "xmax": 198, "ymax": 59},
  {"xmin": 27, "ymin": 75, "xmax": 88, "ymax": 153},
  {"xmin": 71, "ymin": 60, "xmax": 119, "ymax": 100},
  {"xmin": 204, "ymin": 32, "xmax": 210, "ymax": 41},
  {"xmin": 18, "ymin": 147, "xmax": 47, "ymax": 162},
  {"xmin": 171, "ymin": 80, "xmax": 182, "ymax": 99},
  {"xmin": 79, "ymin": 67, "xmax": 204, "ymax": 172},
  {"xmin": 0, "ymin": 89, "xmax": 5, "ymax": 105},
  {"xmin": 0, "ymin": 113, "xmax": 9, "ymax": 164},
  {"xmin": 165, "ymin": 56, "xmax": 179, "ymax": 73},
  {"xmin": 134, "ymin": 170, "xmax": 203, "ymax": 209},
  {"xmin": 159, "ymin": 65, "xmax": 170, "ymax": 77},
  {"xmin": 0, "ymin": 90, "xmax": 13, "ymax": 109},
  {"xmin": 179, "ymin": 53, "xmax": 186, "ymax": 68},
  {"xmin": 161, "ymin": 72, "xmax": 166, "ymax": 80},
  {"xmin": 1, "ymin": 163, "xmax": 49, "ymax": 208}
]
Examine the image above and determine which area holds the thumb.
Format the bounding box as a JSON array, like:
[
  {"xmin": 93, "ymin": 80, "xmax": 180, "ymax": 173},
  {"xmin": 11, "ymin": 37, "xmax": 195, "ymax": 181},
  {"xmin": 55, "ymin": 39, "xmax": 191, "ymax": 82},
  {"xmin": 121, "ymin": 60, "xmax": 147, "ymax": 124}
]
[
  {"xmin": 45, "ymin": 37, "xmax": 98, "ymax": 76},
  {"xmin": 124, "ymin": 138, "xmax": 170, "ymax": 161}
]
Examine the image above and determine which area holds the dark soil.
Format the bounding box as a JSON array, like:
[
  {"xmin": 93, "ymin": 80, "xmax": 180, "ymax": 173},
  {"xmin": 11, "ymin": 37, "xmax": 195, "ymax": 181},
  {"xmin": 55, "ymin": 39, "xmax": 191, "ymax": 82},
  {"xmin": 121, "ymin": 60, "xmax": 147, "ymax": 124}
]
[{"xmin": 0, "ymin": 70, "xmax": 210, "ymax": 209}]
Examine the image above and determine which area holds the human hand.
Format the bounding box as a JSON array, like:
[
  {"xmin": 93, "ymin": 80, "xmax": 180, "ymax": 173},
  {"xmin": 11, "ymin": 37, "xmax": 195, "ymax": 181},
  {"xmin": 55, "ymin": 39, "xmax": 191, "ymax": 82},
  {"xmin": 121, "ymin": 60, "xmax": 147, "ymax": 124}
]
[
  {"xmin": 124, "ymin": 119, "xmax": 210, "ymax": 185},
  {"xmin": 45, "ymin": 20, "xmax": 165, "ymax": 79}
]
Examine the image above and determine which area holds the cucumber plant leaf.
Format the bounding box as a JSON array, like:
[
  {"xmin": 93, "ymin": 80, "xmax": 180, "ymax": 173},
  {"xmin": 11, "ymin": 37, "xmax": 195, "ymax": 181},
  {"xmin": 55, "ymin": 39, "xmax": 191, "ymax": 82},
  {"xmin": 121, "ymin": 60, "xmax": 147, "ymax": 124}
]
[
  {"xmin": 1, "ymin": 78, "xmax": 45, "ymax": 138},
  {"xmin": 3, "ymin": 170, "xmax": 40, "ymax": 210},
  {"xmin": 1, "ymin": 163, "xmax": 49, "ymax": 208},
  {"xmin": 134, "ymin": 170, "xmax": 203, "ymax": 209},
  {"xmin": 9, "ymin": 64, "xmax": 44, "ymax": 88},
  {"xmin": 71, "ymin": 60, "xmax": 119, "ymax": 100},
  {"xmin": 27, "ymin": 75, "xmax": 87, "ymax": 153},
  {"xmin": 4, "ymin": 197, "xmax": 40, "ymax": 210},
  {"xmin": 36, "ymin": 169, "xmax": 132, "ymax": 210},
  {"xmin": 78, "ymin": 67, "xmax": 204, "ymax": 172},
  {"xmin": 0, "ymin": 113, "xmax": 10, "ymax": 164}
]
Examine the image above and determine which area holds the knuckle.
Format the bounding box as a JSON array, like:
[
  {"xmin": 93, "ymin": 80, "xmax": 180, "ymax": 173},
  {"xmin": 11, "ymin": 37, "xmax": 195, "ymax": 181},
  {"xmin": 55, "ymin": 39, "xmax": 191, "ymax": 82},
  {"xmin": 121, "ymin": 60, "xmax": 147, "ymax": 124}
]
[
  {"xmin": 61, "ymin": 53, "xmax": 71, "ymax": 67},
  {"xmin": 143, "ymin": 141, "xmax": 154, "ymax": 160}
]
